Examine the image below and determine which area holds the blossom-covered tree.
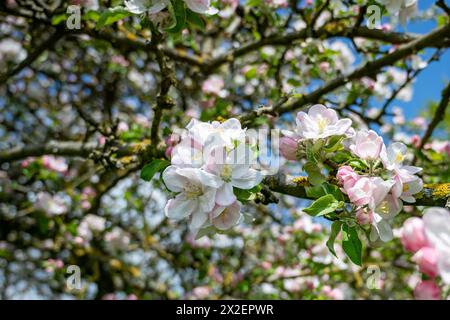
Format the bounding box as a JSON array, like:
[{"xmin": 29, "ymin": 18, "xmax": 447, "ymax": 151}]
[{"xmin": 0, "ymin": 0, "xmax": 450, "ymax": 300}]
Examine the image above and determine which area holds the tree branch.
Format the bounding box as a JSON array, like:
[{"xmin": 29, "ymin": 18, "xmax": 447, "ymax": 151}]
[
  {"xmin": 263, "ymin": 174, "xmax": 450, "ymax": 208},
  {"xmin": 239, "ymin": 22, "xmax": 450, "ymax": 123}
]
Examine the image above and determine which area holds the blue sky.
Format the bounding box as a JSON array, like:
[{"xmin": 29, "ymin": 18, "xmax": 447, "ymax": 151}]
[{"xmin": 389, "ymin": 0, "xmax": 450, "ymax": 119}]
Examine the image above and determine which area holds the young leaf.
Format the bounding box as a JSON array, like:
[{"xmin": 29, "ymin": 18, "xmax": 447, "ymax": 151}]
[
  {"xmin": 96, "ymin": 6, "xmax": 132, "ymax": 30},
  {"xmin": 304, "ymin": 161, "xmax": 326, "ymax": 186},
  {"xmin": 233, "ymin": 187, "xmax": 255, "ymax": 202},
  {"xmin": 305, "ymin": 182, "xmax": 345, "ymax": 201},
  {"xmin": 325, "ymin": 135, "xmax": 344, "ymax": 152},
  {"xmin": 327, "ymin": 221, "xmax": 342, "ymax": 257},
  {"xmin": 167, "ymin": 0, "xmax": 186, "ymax": 33},
  {"xmin": 140, "ymin": 159, "xmax": 170, "ymax": 181},
  {"xmin": 186, "ymin": 10, "xmax": 205, "ymax": 31},
  {"xmin": 303, "ymin": 194, "xmax": 339, "ymax": 216},
  {"xmin": 342, "ymin": 224, "xmax": 363, "ymax": 266}
]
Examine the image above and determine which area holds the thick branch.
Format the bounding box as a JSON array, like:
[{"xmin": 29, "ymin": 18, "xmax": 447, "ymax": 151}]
[
  {"xmin": 239, "ymin": 23, "xmax": 450, "ymax": 123},
  {"xmin": 263, "ymin": 174, "xmax": 450, "ymax": 208}
]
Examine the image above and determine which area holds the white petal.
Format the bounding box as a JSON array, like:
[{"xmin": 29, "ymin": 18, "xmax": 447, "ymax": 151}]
[
  {"xmin": 378, "ymin": 220, "xmax": 394, "ymax": 242},
  {"xmin": 215, "ymin": 183, "xmax": 236, "ymax": 206},
  {"xmin": 190, "ymin": 211, "xmax": 208, "ymax": 230},
  {"xmin": 199, "ymin": 188, "xmax": 217, "ymax": 213},
  {"xmin": 164, "ymin": 196, "xmax": 196, "ymax": 220},
  {"xmin": 184, "ymin": 0, "xmax": 212, "ymax": 14},
  {"xmin": 162, "ymin": 166, "xmax": 186, "ymax": 192},
  {"xmin": 232, "ymin": 169, "xmax": 262, "ymax": 189}
]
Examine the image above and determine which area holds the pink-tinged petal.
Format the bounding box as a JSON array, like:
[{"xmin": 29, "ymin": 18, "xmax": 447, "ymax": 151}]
[
  {"xmin": 414, "ymin": 281, "xmax": 441, "ymax": 300},
  {"xmin": 164, "ymin": 196, "xmax": 197, "ymax": 220},
  {"xmin": 423, "ymin": 208, "xmax": 450, "ymax": 284},
  {"xmin": 308, "ymin": 104, "xmax": 328, "ymax": 118},
  {"xmin": 332, "ymin": 118, "xmax": 352, "ymax": 135},
  {"xmin": 401, "ymin": 217, "xmax": 429, "ymax": 253},
  {"xmin": 413, "ymin": 247, "xmax": 439, "ymax": 278},
  {"xmin": 280, "ymin": 136, "xmax": 298, "ymax": 161},
  {"xmin": 162, "ymin": 166, "xmax": 186, "ymax": 192},
  {"xmin": 212, "ymin": 202, "xmax": 241, "ymax": 230},
  {"xmin": 215, "ymin": 183, "xmax": 236, "ymax": 206},
  {"xmin": 321, "ymin": 107, "xmax": 339, "ymax": 123}
]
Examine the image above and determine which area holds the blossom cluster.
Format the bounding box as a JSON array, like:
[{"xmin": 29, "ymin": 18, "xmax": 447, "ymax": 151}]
[
  {"xmin": 280, "ymin": 105, "xmax": 423, "ymax": 242},
  {"xmin": 124, "ymin": 0, "xmax": 218, "ymax": 15},
  {"xmin": 401, "ymin": 207, "xmax": 450, "ymax": 300},
  {"xmin": 162, "ymin": 118, "xmax": 263, "ymax": 236}
]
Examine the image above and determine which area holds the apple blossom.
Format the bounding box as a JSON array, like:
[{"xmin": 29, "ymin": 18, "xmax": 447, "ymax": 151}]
[
  {"xmin": 209, "ymin": 202, "xmax": 241, "ymax": 230},
  {"xmin": 163, "ymin": 166, "xmax": 222, "ymax": 230},
  {"xmin": 202, "ymin": 75, "xmax": 225, "ymax": 96},
  {"xmin": 205, "ymin": 145, "xmax": 262, "ymax": 206},
  {"xmin": 346, "ymin": 177, "xmax": 393, "ymax": 210},
  {"xmin": 401, "ymin": 217, "xmax": 429, "ymax": 253},
  {"xmin": 381, "ymin": 142, "xmax": 408, "ymax": 170},
  {"xmin": 336, "ymin": 165, "xmax": 360, "ymax": 191},
  {"xmin": 423, "ymin": 208, "xmax": 450, "ymax": 284},
  {"xmin": 412, "ymin": 247, "xmax": 439, "ymax": 278},
  {"xmin": 77, "ymin": 214, "xmax": 106, "ymax": 241},
  {"xmin": 124, "ymin": 0, "xmax": 218, "ymax": 15},
  {"xmin": 370, "ymin": 194, "xmax": 403, "ymax": 242},
  {"xmin": 42, "ymin": 155, "xmax": 68, "ymax": 173},
  {"xmin": 348, "ymin": 129, "xmax": 384, "ymax": 160},
  {"xmin": 35, "ymin": 192, "xmax": 67, "ymax": 216},
  {"xmin": 294, "ymin": 104, "xmax": 352, "ymax": 140},
  {"xmin": 414, "ymin": 280, "xmax": 441, "ymax": 300}
]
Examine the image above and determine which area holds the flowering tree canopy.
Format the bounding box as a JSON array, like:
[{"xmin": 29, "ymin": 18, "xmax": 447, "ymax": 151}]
[{"xmin": 0, "ymin": 0, "xmax": 450, "ymax": 300}]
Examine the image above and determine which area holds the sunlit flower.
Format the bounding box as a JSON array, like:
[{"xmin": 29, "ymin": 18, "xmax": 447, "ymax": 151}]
[{"xmin": 294, "ymin": 105, "xmax": 352, "ymax": 140}]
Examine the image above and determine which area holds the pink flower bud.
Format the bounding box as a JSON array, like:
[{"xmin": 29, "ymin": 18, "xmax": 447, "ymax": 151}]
[
  {"xmin": 319, "ymin": 61, "xmax": 330, "ymax": 72},
  {"xmin": 336, "ymin": 165, "xmax": 359, "ymax": 191},
  {"xmin": 280, "ymin": 136, "xmax": 298, "ymax": 161},
  {"xmin": 410, "ymin": 134, "xmax": 421, "ymax": 148},
  {"xmin": 356, "ymin": 209, "xmax": 373, "ymax": 225},
  {"xmin": 413, "ymin": 247, "xmax": 439, "ymax": 278},
  {"xmin": 414, "ymin": 280, "xmax": 441, "ymax": 300},
  {"xmin": 401, "ymin": 217, "xmax": 429, "ymax": 253}
]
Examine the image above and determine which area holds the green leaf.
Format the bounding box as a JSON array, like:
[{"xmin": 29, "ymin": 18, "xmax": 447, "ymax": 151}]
[
  {"xmin": 167, "ymin": 0, "xmax": 186, "ymax": 33},
  {"xmin": 51, "ymin": 13, "xmax": 68, "ymax": 26},
  {"xmin": 233, "ymin": 187, "xmax": 256, "ymax": 202},
  {"xmin": 331, "ymin": 150, "xmax": 353, "ymax": 164},
  {"xmin": 186, "ymin": 10, "xmax": 205, "ymax": 31},
  {"xmin": 305, "ymin": 182, "xmax": 345, "ymax": 201},
  {"xmin": 342, "ymin": 224, "xmax": 363, "ymax": 266},
  {"xmin": 303, "ymin": 194, "xmax": 339, "ymax": 216},
  {"xmin": 140, "ymin": 159, "xmax": 170, "ymax": 181},
  {"xmin": 327, "ymin": 221, "xmax": 342, "ymax": 257},
  {"xmin": 96, "ymin": 6, "xmax": 132, "ymax": 30},
  {"xmin": 304, "ymin": 162, "xmax": 326, "ymax": 186},
  {"xmin": 325, "ymin": 135, "xmax": 344, "ymax": 152}
]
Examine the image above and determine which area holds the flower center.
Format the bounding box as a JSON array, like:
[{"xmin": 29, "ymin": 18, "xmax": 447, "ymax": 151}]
[
  {"xmin": 220, "ymin": 165, "xmax": 233, "ymax": 182},
  {"xmin": 378, "ymin": 201, "xmax": 390, "ymax": 215},
  {"xmin": 395, "ymin": 152, "xmax": 404, "ymax": 163},
  {"xmin": 403, "ymin": 184, "xmax": 410, "ymax": 192},
  {"xmin": 317, "ymin": 116, "xmax": 330, "ymax": 133},
  {"xmin": 184, "ymin": 183, "xmax": 203, "ymax": 199}
]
